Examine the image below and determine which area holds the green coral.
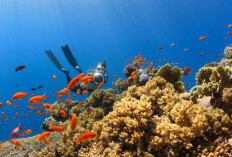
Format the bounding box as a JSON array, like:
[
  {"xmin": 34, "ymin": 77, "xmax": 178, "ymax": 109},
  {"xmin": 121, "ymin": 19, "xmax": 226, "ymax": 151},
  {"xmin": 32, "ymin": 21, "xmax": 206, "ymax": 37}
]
[
  {"xmin": 78, "ymin": 107, "xmax": 104, "ymax": 130},
  {"xmin": 86, "ymin": 88, "xmax": 116, "ymax": 114},
  {"xmin": 155, "ymin": 64, "xmax": 185, "ymax": 93}
]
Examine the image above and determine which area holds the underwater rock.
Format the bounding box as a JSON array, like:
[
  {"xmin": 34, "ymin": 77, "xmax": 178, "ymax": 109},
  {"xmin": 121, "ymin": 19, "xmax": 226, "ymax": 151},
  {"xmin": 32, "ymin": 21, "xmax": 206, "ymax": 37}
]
[
  {"xmin": 0, "ymin": 132, "xmax": 60, "ymax": 157},
  {"xmin": 123, "ymin": 64, "xmax": 136, "ymax": 78},
  {"xmin": 41, "ymin": 116, "xmax": 60, "ymax": 131},
  {"xmin": 197, "ymin": 96, "xmax": 213, "ymax": 112},
  {"xmin": 179, "ymin": 92, "xmax": 190, "ymax": 100}
]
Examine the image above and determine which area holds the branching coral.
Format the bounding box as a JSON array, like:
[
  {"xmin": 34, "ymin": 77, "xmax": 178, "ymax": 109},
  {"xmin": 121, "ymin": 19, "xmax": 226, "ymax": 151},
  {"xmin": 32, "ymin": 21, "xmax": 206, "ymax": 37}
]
[{"xmin": 155, "ymin": 64, "xmax": 185, "ymax": 93}]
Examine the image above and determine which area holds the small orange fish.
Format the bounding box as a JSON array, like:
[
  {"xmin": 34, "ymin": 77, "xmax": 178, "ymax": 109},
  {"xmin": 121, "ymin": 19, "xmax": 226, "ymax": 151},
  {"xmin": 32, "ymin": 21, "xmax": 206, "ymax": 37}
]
[
  {"xmin": 14, "ymin": 105, "xmax": 19, "ymax": 108},
  {"xmin": 72, "ymin": 94, "xmax": 76, "ymax": 97},
  {"xmin": 228, "ymin": 31, "xmax": 232, "ymax": 36},
  {"xmin": 76, "ymin": 89, "xmax": 81, "ymax": 94},
  {"xmin": 30, "ymin": 94, "xmax": 35, "ymax": 97},
  {"xmin": 49, "ymin": 126, "xmax": 65, "ymax": 132},
  {"xmin": 14, "ymin": 112, "xmax": 19, "ymax": 119},
  {"xmin": 81, "ymin": 76, "xmax": 95, "ymax": 86},
  {"xmin": 44, "ymin": 103, "xmax": 52, "ymax": 110},
  {"xmin": 8, "ymin": 140, "xmax": 22, "ymax": 147},
  {"xmin": 199, "ymin": 36, "xmax": 206, "ymax": 41},
  {"xmin": 36, "ymin": 111, "xmax": 42, "ymax": 115},
  {"xmin": 28, "ymin": 94, "xmax": 48, "ymax": 104},
  {"xmin": 158, "ymin": 47, "xmax": 164, "ymax": 50},
  {"xmin": 57, "ymin": 88, "xmax": 68, "ymax": 96},
  {"xmin": 78, "ymin": 101, "xmax": 84, "ymax": 106},
  {"xmin": 0, "ymin": 102, "xmax": 3, "ymax": 108},
  {"xmin": 68, "ymin": 73, "xmax": 85, "ymax": 89},
  {"xmin": 228, "ymin": 24, "xmax": 232, "ymax": 28},
  {"xmin": 52, "ymin": 94, "xmax": 56, "ymax": 97},
  {"xmin": 25, "ymin": 129, "xmax": 32, "ymax": 135},
  {"xmin": 60, "ymin": 110, "xmax": 66, "ymax": 117},
  {"xmin": 83, "ymin": 90, "xmax": 89, "ymax": 95},
  {"xmin": 0, "ymin": 142, "xmax": 5, "ymax": 151},
  {"xmin": 21, "ymin": 133, "xmax": 25, "ymax": 137},
  {"xmin": 12, "ymin": 92, "xmax": 27, "ymax": 100},
  {"xmin": 65, "ymin": 99, "xmax": 71, "ymax": 106},
  {"xmin": 6, "ymin": 100, "xmax": 12, "ymax": 106},
  {"xmin": 98, "ymin": 82, "xmax": 104, "ymax": 88},
  {"xmin": 53, "ymin": 74, "xmax": 57, "ymax": 80},
  {"xmin": 70, "ymin": 114, "xmax": 77, "ymax": 130},
  {"xmin": 35, "ymin": 131, "xmax": 53, "ymax": 146},
  {"xmin": 74, "ymin": 132, "xmax": 97, "ymax": 145},
  {"xmin": 1, "ymin": 112, "xmax": 8, "ymax": 121}
]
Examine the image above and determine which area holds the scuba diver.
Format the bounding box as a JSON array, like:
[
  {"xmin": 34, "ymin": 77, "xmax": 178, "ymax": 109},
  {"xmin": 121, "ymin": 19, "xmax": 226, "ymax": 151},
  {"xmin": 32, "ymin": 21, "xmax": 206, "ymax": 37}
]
[{"xmin": 45, "ymin": 44, "xmax": 108, "ymax": 93}]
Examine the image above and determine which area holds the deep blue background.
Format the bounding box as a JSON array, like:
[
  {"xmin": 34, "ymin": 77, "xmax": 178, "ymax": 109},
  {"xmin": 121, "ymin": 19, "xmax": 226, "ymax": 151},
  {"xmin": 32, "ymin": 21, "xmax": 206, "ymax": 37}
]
[{"xmin": 0, "ymin": 0, "xmax": 232, "ymax": 141}]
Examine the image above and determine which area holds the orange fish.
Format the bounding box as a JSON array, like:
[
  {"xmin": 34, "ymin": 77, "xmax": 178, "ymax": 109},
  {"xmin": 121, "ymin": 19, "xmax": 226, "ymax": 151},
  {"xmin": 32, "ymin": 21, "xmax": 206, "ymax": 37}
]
[
  {"xmin": 1, "ymin": 112, "xmax": 8, "ymax": 121},
  {"xmin": 14, "ymin": 112, "xmax": 19, "ymax": 119},
  {"xmin": 52, "ymin": 94, "xmax": 56, "ymax": 97},
  {"xmin": 57, "ymin": 88, "xmax": 68, "ymax": 96},
  {"xmin": 21, "ymin": 133, "xmax": 25, "ymax": 137},
  {"xmin": 81, "ymin": 76, "xmax": 95, "ymax": 87},
  {"xmin": 83, "ymin": 90, "xmax": 89, "ymax": 95},
  {"xmin": 60, "ymin": 110, "xmax": 66, "ymax": 117},
  {"xmin": 30, "ymin": 94, "xmax": 35, "ymax": 97},
  {"xmin": 36, "ymin": 111, "xmax": 42, "ymax": 115},
  {"xmin": 49, "ymin": 126, "xmax": 65, "ymax": 132},
  {"xmin": 44, "ymin": 103, "xmax": 52, "ymax": 110},
  {"xmin": 199, "ymin": 36, "xmax": 206, "ymax": 41},
  {"xmin": 14, "ymin": 105, "xmax": 19, "ymax": 108},
  {"xmin": 228, "ymin": 31, "xmax": 232, "ymax": 36},
  {"xmin": 76, "ymin": 89, "xmax": 81, "ymax": 94},
  {"xmin": 98, "ymin": 82, "xmax": 104, "ymax": 88},
  {"xmin": 12, "ymin": 92, "xmax": 27, "ymax": 100},
  {"xmin": 28, "ymin": 94, "xmax": 48, "ymax": 104},
  {"xmin": 74, "ymin": 132, "xmax": 97, "ymax": 145},
  {"xmin": 78, "ymin": 101, "xmax": 84, "ymax": 106},
  {"xmin": 6, "ymin": 100, "xmax": 12, "ymax": 106},
  {"xmin": 0, "ymin": 102, "xmax": 3, "ymax": 108},
  {"xmin": 35, "ymin": 131, "xmax": 53, "ymax": 146},
  {"xmin": 53, "ymin": 74, "xmax": 57, "ymax": 80},
  {"xmin": 65, "ymin": 99, "xmax": 71, "ymax": 106},
  {"xmin": 158, "ymin": 47, "xmax": 164, "ymax": 50},
  {"xmin": 25, "ymin": 129, "xmax": 32, "ymax": 135},
  {"xmin": 72, "ymin": 94, "xmax": 76, "ymax": 97},
  {"xmin": 70, "ymin": 114, "xmax": 77, "ymax": 130},
  {"xmin": 8, "ymin": 140, "xmax": 22, "ymax": 147},
  {"xmin": 228, "ymin": 24, "xmax": 232, "ymax": 28},
  {"xmin": 68, "ymin": 73, "xmax": 85, "ymax": 89},
  {"xmin": 0, "ymin": 142, "xmax": 5, "ymax": 151}
]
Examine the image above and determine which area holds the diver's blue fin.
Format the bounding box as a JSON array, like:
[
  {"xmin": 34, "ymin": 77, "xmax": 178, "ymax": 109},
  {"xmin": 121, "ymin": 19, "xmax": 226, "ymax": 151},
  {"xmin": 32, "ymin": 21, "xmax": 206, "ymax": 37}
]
[
  {"xmin": 61, "ymin": 45, "xmax": 82, "ymax": 73},
  {"xmin": 45, "ymin": 50, "xmax": 69, "ymax": 74}
]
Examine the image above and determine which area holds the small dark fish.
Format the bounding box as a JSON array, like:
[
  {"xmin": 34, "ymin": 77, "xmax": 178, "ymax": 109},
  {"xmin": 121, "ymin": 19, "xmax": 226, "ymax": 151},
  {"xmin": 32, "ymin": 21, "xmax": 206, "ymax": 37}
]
[
  {"xmin": 31, "ymin": 88, "xmax": 36, "ymax": 91},
  {"xmin": 15, "ymin": 65, "xmax": 25, "ymax": 72},
  {"xmin": 184, "ymin": 66, "xmax": 192, "ymax": 75},
  {"xmin": 38, "ymin": 85, "xmax": 43, "ymax": 89}
]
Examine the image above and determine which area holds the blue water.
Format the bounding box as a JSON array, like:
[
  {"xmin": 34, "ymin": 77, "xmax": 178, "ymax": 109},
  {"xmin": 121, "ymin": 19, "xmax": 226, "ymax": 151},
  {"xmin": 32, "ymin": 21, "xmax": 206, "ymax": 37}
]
[{"xmin": 0, "ymin": 0, "xmax": 232, "ymax": 141}]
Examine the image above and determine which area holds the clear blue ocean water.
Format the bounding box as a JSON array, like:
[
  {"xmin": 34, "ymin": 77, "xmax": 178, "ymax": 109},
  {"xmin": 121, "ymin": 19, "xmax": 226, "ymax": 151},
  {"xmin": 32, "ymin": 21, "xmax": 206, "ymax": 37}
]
[{"xmin": 0, "ymin": 0, "xmax": 232, "ymax": 141}]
